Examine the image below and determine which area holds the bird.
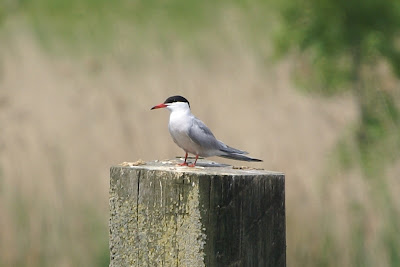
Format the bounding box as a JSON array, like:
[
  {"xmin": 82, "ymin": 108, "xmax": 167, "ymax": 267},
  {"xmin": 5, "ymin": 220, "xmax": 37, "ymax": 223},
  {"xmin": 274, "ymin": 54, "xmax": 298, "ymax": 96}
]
[{"xmin": 151, "ymin": 95, "xmax": 262, "ymax": 167}]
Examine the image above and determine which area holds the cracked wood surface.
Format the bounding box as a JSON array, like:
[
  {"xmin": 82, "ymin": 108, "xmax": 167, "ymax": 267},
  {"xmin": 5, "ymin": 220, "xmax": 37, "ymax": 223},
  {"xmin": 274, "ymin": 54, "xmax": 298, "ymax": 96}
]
[{"xmin": 109, "ymin": 159, "xmax": 286, "ymax": 267}]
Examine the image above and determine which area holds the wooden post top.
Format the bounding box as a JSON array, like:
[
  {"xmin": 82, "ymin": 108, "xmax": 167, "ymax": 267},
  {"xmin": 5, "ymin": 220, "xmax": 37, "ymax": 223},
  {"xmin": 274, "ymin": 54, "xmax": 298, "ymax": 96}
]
[
  {"xmin": 114, "ymin": 158, "xmax": 284, "ymax": 177},
  {"xmin": 110, "ymin": 158, "xmax": 286, "ymax": 267}
]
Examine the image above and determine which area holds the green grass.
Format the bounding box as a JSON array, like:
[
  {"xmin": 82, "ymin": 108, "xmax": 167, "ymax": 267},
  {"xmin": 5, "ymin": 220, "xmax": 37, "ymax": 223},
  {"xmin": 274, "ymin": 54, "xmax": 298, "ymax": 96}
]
[{"xmin": 2, "ymin": 0, "xmax": 274, "ymax": 57}]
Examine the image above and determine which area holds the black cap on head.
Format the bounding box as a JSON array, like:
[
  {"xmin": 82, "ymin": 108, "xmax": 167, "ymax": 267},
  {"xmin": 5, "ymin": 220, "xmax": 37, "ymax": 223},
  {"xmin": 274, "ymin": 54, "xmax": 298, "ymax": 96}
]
[{"xmin": 164, "ymin": 95, "xmax": 190, "ymax": 108}]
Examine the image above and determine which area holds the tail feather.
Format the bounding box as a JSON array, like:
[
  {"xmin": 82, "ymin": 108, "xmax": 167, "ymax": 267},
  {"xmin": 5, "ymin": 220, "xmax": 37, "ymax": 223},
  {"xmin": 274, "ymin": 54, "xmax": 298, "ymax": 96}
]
[
  {"xmin": 218, "ymin": 141, "xmax": 249, "ymax": 155},
  {"xmin": 217, "ymin": 141, "xmax": 261, "ymax": 162},
  {"xmin": 219, "ymin": 153, "xmax": 263, "ymax": 162}
]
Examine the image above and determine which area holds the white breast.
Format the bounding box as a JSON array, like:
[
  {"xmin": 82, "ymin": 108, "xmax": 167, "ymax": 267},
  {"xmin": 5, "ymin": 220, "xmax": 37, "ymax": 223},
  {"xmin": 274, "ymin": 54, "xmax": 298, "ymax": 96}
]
[{"xmin": 168, "ymin": 111, "xmax": 202, "ymax": 155}]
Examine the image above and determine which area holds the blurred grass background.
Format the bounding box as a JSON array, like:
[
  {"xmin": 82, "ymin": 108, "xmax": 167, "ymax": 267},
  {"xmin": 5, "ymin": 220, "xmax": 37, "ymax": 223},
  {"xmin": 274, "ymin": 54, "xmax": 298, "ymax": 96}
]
[{"xmin": 0, "ymin": 0, "xmax": 399, "ymax": 266}]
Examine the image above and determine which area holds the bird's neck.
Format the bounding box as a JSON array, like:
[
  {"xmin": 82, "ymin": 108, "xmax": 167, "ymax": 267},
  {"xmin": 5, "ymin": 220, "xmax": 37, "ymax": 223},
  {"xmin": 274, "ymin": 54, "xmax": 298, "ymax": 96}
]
[{"xmin": 169, "ymin": 108, "xmax": 192, "ymax": 123}]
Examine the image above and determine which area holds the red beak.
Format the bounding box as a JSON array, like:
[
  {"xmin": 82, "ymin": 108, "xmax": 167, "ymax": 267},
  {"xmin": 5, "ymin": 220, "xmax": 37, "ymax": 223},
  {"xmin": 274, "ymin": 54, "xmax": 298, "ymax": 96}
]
[{"xmin": 151, "ymin": 103, "xmax": 167, "ymax": 110}]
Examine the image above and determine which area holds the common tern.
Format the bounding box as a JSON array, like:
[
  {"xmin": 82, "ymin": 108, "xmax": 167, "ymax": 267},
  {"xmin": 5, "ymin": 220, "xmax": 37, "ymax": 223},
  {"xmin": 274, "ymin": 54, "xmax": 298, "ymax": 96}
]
[{"xmin": 151, "ymin": 95, "xmax": 262, "ymax": 167}]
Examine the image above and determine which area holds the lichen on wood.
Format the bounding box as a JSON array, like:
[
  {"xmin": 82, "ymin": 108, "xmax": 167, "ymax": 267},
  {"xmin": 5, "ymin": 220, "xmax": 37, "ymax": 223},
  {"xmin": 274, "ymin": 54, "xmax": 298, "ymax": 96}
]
[{"xmin": 109, "ymin": 159, "xmax": 286, "ymax": 267}]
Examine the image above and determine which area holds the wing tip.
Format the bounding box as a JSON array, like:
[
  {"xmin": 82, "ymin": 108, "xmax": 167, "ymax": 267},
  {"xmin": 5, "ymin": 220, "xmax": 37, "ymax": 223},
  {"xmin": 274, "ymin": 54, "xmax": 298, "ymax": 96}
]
[{"xmin": 219, "ymin": 153, "xmax": 263, "ymax": 162}]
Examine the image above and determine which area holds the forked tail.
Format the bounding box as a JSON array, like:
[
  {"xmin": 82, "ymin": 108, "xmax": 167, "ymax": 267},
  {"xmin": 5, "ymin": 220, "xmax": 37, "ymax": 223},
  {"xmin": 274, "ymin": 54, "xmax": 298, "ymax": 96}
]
[{"xmin": 219, "ymin": 153, "xmax": 262, "ymax": 162}]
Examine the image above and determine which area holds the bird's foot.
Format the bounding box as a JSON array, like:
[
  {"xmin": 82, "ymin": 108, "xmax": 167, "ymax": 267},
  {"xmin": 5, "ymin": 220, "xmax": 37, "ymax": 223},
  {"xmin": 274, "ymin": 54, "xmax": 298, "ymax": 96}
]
[
  {"xmin": 188, "ymin": 163, "xmax": 196, "ymax": 167},
  {"xmin": 178, "ymin": 162, "xmax": 188, "ymax": 166}
]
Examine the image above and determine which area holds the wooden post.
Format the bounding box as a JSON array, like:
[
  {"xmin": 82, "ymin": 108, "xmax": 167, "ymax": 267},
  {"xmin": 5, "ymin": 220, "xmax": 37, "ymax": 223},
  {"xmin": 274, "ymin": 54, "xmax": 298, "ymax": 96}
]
[{"xmin": 109, "ymin": 159, "xmax": 286, "ymax": 267}]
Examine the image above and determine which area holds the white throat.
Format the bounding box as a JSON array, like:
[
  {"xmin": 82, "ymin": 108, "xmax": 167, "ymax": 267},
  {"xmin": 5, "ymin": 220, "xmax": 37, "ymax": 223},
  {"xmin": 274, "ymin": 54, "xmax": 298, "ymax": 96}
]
[
  {"xmin": 167, "ymin": 102, "xmax": 193, "ymax": 131},
  {"xmin": 166, "ymin": 102, "xmax": 191, "ymax": 114}
]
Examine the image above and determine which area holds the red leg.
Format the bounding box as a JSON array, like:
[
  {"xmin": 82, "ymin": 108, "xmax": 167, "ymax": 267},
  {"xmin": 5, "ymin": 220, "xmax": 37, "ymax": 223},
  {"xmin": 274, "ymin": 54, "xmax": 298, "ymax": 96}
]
[
  {"xmin": 178, "ymin": 152, "xmax": 188, "ymax": 166},
  {"xmin": 188, "ymin": 155, "xmax": 199, "ymax": 167}
]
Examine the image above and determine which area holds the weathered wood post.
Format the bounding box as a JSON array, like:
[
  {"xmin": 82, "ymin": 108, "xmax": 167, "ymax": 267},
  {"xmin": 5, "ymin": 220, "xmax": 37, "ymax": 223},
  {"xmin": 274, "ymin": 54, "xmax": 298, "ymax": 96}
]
[{"xmin": 109, "ymin": 159, "xmax": 286, "ymax": 267}]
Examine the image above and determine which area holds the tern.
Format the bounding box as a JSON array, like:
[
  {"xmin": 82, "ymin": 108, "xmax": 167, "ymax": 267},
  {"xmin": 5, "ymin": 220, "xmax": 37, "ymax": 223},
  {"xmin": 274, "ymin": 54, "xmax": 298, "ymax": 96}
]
[{"xmin": 151, "ymin": 95, "xmax": 262, "ymax": 167}]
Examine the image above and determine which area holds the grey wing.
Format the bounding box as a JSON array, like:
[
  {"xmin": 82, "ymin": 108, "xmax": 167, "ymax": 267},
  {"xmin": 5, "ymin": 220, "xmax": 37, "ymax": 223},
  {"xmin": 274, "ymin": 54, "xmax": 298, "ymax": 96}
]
[
  {"xmin": 187, "ymin": 117, "xmax": 220, "ymax": 149},
  {"xmin": 188, "ymin": 117, "xmax": 248, "ymax": 155}
]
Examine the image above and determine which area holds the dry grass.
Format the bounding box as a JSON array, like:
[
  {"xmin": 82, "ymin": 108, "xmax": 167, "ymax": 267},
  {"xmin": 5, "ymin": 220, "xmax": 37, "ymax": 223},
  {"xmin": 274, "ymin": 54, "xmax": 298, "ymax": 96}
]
[{"xmin": 0, "ymin": 21, "xmax": 398, "ymax": 266}]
